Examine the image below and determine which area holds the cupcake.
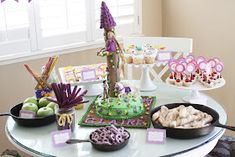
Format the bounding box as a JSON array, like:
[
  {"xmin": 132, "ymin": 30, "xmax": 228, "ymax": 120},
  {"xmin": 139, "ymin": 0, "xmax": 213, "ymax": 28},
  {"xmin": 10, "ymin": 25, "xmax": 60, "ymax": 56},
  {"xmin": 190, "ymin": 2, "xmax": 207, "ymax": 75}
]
[
  {"xmin": 168, "ymin": 73, "xmax": 175, "ymax": 84},
  {"xmin": 175, "ymin": 79, "xmax": 183, "ymax": 86},
  {"xmin": 205, "ymin": 80, "xmax": 214, "ymax": 88},
  {"xmin": 144, "ymin": 53, "xmax": 156, "ymax": 64},
  {"xmin": 132, "ymin": 54, "xmax": 144, "ymax": 64},
  {"xmin": 190, "ymin": 74, "xmax": 196, "ymax": 84},
  {"xmin": 201, "ymin": 76, "xmax": 208, "ymax": 86},
  {"xmin": 183, "ymin": 78, "xmax": 192, "ymax": 87},
  {"xmin": 124, "ymin": 53, "xmax": 133, "ymax": 64},
  {"xmin": 216, "ymin": 74, "xmax": 223, "ymax": 83}
]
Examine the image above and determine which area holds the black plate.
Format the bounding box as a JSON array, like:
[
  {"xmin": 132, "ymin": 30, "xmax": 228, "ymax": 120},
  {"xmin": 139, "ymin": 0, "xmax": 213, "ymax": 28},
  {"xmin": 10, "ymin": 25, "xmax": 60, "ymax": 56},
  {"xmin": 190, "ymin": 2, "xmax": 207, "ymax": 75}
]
[
  {"xmin": 151, "ymin": 103, "xmax": 218, "ymax": 139},
  {"xmin": 0, "ymin": 103, "xmax": 56, "ymax": 127},
  {"xmin": 89, "ymin": 130, "xmax": 130, "ymax": 151}
]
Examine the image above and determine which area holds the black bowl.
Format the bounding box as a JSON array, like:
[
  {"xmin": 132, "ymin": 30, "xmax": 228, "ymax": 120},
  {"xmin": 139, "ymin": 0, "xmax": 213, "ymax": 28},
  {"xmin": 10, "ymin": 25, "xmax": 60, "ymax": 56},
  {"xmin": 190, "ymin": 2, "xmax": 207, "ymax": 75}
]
[
  {"xmin": 89, "ymin": 130, "xmax": 130, "ymax": 151},
  {"xmin": 10, "ymin": 103, "xmax": 56, "ymax": 127},
  {"xmin": 150, "ymin": 103, "xmax": 217, "ymax": 139}
]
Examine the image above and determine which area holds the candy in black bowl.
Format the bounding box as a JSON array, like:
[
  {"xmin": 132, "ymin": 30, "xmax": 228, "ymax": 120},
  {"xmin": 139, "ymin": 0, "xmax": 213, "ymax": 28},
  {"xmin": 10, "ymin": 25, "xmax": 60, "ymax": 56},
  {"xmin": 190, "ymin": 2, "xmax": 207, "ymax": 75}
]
[{"xmin": 66, "ymin": 125, "xmax": 130, "ymax": 151}]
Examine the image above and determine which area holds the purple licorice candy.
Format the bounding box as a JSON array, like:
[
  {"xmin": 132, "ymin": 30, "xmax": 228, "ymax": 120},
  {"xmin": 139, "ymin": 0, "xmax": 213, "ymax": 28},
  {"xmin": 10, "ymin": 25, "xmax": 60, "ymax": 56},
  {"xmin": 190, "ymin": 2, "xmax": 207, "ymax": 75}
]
[{"xmin": 48, "ymin": 83, "xmax": 88, "ymax": 110}]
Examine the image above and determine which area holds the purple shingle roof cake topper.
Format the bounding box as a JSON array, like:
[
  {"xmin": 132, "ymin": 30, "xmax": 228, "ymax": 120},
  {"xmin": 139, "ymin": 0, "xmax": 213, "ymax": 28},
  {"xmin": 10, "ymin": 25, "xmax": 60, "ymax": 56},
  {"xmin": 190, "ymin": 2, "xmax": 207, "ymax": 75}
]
[{"xmin": 100, "ymin": 1, "xmax": 116, "ymax": 30}]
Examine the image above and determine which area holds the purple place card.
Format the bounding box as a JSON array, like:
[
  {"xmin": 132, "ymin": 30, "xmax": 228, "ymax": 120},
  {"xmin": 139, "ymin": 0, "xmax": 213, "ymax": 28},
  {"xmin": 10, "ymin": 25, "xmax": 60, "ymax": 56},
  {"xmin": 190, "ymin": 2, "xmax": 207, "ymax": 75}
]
[
  {"xmin": 146, "ymin": 128, "xmax": 166, "ymax": 144},
  {"xmin": 19, "ymin": 110, "xmax": 36, "ymax": 119},
  {"xmin": 51, "ymin": 129, "xmax": 71, "ymax": 147},
  {"xmin": 81, "ymin": 69, "xmax": 97, "ymax": 81},
  {"xmin": 157, "ymin": 51, "xmax": 172, "ymax": 62}
]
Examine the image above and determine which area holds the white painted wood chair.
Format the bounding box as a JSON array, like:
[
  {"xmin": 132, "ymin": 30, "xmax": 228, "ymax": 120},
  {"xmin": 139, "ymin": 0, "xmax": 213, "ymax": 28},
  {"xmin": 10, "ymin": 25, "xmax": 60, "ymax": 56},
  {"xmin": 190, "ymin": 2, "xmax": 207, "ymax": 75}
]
[{"xmin": 122, "ymin": 37, "xmax": 193, "ymax": 91}]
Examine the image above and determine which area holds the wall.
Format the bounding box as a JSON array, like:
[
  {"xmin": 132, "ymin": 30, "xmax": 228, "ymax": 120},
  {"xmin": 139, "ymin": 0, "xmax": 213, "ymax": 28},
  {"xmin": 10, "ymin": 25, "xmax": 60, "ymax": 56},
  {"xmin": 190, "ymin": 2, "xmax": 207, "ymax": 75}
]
[
  {"xmin": 142, "ymin": 0, "xmax": 162, "ymax": 36},
  {"xmin": 0, "ymin": 0, "xmax": 162, "ymax": 156},
  {"xmin": 162, "ymin": 0, "xmax": 235, "ymax": 135}
]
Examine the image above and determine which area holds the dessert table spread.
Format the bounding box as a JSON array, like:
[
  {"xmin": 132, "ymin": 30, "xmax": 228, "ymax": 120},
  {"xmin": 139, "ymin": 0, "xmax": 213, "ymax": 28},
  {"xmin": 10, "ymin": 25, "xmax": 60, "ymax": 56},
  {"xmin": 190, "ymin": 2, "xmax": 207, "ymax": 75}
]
[{"xmin": 5, "ymin": 81, "xmax": 227, "ymax": 157}]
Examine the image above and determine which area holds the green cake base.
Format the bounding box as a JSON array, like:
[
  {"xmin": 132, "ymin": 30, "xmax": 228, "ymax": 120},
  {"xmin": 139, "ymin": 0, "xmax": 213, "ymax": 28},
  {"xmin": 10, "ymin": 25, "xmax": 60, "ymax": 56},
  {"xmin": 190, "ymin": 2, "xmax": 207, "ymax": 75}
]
[
  {"xmin": 79, "ymin": 96, "xmax": 156, "ymax": 128},
  {"xmin": 95, "ymin": 96, "xmax": 144, "ymax": 120}
]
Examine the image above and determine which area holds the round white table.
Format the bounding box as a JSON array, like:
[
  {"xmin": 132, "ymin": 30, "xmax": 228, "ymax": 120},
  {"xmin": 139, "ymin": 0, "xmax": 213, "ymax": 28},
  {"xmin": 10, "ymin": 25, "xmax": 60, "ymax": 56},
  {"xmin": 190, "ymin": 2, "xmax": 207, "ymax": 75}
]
[{"xmin": 5, "ymin": 82, "xmax": 227, "ymax": 157}]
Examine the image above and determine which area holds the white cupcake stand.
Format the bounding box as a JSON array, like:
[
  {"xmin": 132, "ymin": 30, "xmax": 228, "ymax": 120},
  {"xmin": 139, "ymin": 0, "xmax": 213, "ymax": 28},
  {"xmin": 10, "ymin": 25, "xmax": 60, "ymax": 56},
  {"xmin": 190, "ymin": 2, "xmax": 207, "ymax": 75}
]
[
  {"xmin": 124, "ymin": 64, "xmax": 158, "ymax": 92},
  {"xmin": 123, "ymin": 37, "xmax": 193, "ymax": 92},
  {"xmin": 166, "ymin": 78, "xmax": 226, "ymax": 105}
]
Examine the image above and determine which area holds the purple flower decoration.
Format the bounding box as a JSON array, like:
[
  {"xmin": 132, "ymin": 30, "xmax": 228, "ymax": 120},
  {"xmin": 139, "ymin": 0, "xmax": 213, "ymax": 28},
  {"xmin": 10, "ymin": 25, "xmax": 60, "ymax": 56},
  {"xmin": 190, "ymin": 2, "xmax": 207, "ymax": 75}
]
[
  {"xmin": 143, "ymin": 97, "xmax": 153, "ymax": 104},
  {"xmin": 100, "ymin": 1, "xmax": 116, "ymax": 30}
]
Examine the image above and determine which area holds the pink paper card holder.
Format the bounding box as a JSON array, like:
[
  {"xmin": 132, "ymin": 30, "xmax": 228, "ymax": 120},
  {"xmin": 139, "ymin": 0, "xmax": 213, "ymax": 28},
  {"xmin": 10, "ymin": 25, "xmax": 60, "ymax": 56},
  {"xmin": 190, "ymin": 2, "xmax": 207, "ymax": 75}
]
[
  {"xmin": 19, "ymin": 110, "xmax": 36, "ymax": 119},
  {"xmin": 146, "ymin": 128, "xmax": 166, "ymax": 144},
  {"xmin": 81, "ymin": 69, "xmax": 97, "ymax": 81},
  {"xmin": 186, "ymin": 62, "xmax": 196, "ymax": 73},
  {"xmin": 175, "ymin": 63, "xmax": 185, "ymax": 73},
  {"xmin": 51, "ymin": 129, "xmax": 71, "ymax": 147},
  {"xmin": 207, "ymin": 59, "xmax": 216, "ymax": 68},
  {"xmin": 215, "ymin": 62, "xmax": 224, "ymax": 72},
  {"xmin": 186, "ymin": 54, "xmax": 195, "ymax": 63},
  {"xmin": 196, "ymin": 56, "xmax": 206, "ymax": 64},
  {"xmin": 198, "ymin": 61, "xmax": 207, "ymax": 71}
]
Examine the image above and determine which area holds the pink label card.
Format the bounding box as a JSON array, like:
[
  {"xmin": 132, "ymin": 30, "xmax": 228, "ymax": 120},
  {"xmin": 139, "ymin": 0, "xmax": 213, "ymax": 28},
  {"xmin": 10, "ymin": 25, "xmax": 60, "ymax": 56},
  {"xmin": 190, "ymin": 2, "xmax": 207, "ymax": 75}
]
[
  {"xmin": 207, "ymin": 59, "xmax": 216, "ymax": 68},
  {"xmin": 168, "ymin": 59, "xmax": 176, "ymax": 67},
  {"xmin": 215, "ymin": 63, "xmax": 224, "ymax": 72},
  {"xmin": 19, "ymin": 110, "xmax": 36, "ymax": 119},
  {"xmin": 81, "ymin": 69, "xmax": 96, "ymax": 81},
  {"xmin": 175, "ymin": 63, "xmax": 185, "ymax": 73},
  {"xmin": 186, "ymin": 54, "xmax": 195, "ymax": 63},
  {"xmin": 199, "ymin": 61, "xmax": 207, "ymax": 70},
  {"xmin": 170, "ymin": 62, "xmax": 177, "ymax": 72},
  {"xmin": 205, "ymin": 63, "xmax": 212, "ymax": 74},
  {"xmin": 186, "ymin": 62, "xmax": 196, "ymax": 73},
  {"xmin": 178, "ymin": 57, "xmax": 186, "ymax": 63},
  {"xmin": 146, "ymin": 128, "xmax": 166, "ymax": 144},
  {"xmin": 181, "ymin": 61, "xmax": 187, "ymax": 67},
  {"xmin": 197, "ymin": 56, "xmax": 206, "ymax": 64},
  {"xmin": 51, "ymin": 129, "xmax": 71, "ymax": 147},
  {"xmin": 213, "ymin": 57, "xmax": 221, "ymax": 63},
  {"xmin": 189, "ymin": 60, "xmax": 197, "ymax": 66}
]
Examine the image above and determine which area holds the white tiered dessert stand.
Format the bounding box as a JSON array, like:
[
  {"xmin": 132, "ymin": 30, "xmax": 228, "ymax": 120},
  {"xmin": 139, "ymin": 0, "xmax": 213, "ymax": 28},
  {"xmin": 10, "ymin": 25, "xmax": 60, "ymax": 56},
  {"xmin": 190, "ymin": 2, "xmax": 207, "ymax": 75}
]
[{"xmin": 165, "ymin": 78, "xmax": 226, "ymax": 105}]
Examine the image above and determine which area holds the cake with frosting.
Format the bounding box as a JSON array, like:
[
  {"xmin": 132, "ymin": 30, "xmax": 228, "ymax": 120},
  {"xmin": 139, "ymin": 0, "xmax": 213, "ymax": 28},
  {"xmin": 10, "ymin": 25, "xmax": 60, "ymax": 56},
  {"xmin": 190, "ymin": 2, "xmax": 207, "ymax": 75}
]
[{"xmin": 95, "ymin": 96, "xmax": 144, "ymax": 120}]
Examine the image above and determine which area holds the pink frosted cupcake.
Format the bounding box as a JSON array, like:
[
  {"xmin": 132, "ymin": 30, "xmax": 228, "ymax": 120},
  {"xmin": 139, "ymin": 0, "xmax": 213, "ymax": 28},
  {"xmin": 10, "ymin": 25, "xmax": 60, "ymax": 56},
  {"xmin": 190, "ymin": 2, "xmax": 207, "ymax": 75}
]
[
  {"xmin": 168, "ymin": 74, "xmax": 175, "ymax": 84},
  {"xmin": 175, "ymin": 79, "xmax": 183, "ymax": 86},
  {"xmin": 183, "ymin": 78, "xmax": 192, "ymax": 87}
]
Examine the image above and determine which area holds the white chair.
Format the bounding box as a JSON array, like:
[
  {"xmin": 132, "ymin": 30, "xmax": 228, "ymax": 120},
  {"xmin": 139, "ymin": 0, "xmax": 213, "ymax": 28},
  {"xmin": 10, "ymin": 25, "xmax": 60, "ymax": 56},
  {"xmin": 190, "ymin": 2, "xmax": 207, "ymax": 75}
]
[{"xmin": 122, "ymin": 37, "xmax": 193, "ymax": 91}]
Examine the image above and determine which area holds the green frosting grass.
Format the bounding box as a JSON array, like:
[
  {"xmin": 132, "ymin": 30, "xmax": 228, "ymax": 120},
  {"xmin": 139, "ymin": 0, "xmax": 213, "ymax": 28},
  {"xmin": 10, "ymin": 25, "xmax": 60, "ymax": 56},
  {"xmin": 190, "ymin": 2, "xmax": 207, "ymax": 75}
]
[{"xmin": 95, "ymin": 96, "xmax": 145, "ymax": 120}]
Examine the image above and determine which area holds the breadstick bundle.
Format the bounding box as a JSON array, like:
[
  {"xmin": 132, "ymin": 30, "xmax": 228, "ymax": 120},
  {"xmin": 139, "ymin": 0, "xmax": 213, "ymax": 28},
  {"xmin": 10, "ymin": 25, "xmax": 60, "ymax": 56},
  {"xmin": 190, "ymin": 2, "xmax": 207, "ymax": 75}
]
[{"xmin": 24, "ymin": 56, "xmax": 59, "ymax": 98}]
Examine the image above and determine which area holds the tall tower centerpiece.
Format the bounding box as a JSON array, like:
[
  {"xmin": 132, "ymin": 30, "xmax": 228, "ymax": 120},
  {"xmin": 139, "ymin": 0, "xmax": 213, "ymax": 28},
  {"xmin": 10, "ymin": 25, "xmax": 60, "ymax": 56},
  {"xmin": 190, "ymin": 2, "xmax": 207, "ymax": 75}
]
[
  {"xmin": 95, "ymin": 2, "xmax": 144, "ymax": 121},
  {"xmin": 98, "ymin": 1, "xmax": 122, "ymax": 97}
]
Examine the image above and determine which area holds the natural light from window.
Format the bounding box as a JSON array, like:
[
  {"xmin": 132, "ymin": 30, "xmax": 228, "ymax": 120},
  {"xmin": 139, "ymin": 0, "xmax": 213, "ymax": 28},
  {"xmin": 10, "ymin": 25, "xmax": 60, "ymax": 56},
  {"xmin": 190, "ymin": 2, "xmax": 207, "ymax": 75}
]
[{"xmin": 0, "ymin": 0, "xmax": 141, "ymax": 63}]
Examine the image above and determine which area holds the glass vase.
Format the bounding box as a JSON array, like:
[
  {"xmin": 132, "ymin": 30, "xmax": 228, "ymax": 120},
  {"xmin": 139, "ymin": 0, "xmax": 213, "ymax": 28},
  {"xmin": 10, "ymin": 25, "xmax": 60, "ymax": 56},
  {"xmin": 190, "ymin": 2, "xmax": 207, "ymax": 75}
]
[{"xmin": 55, "ymin": 108, "xmax": 75, "ymax": 132}]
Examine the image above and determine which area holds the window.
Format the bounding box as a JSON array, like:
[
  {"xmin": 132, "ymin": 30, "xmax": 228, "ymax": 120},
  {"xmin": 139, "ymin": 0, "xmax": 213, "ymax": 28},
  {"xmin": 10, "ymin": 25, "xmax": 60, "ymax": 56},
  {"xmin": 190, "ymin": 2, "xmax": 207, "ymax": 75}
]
[
  {"xmin": 0, "ymin": 0, "xmax": 30, "ymax": 56},
  {"xmin": 0, "ymin": 0, "xmax": 142, "ymax": 62}
]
